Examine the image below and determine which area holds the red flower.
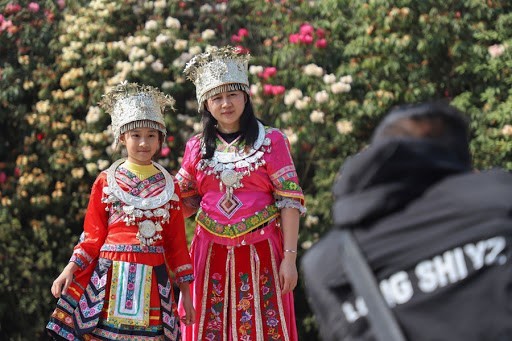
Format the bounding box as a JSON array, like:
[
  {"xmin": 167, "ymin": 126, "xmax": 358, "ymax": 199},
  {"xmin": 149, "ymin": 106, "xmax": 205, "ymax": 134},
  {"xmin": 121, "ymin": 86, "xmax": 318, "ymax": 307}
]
[
  {"xmin": 231, "ymin": 34, "xmax": 242, "ymax": 43},
  {"xmin": 263, "ymin": 85, "xmax": 285, "ymax": 96},
  {"xmin": 299, "ymin": 34, "xmax": 313, "ymax": 45},
  {"xmin": 271, "ymin": 85, "xmax": 285, "ymax": 95},
  {"xmin": 315, "ymin": 38, "xmax": 327, "ymax": 49},
  {"xmin": 160, "ymin": 146, "xmax": 171, "ymax": 157},
  {"xmin": 299, "ymin": 23, "xmax": 314, "ymax": 36},
  {"xmin": 27, "ymin": 2, "xmax": 40, "ymax": 13},
  {"xmin": 36, "ymin": 133, "xmax": 45, "ymax": 141},
  {"xmin": 263, "ymin": 84, "xmax": 274, "ymax": 95},
  {"xmin": 258, "ymin": 66, "xmax": 277, "ymax": 80},
  {"xmin": 316, "ymin": 28, "xmax": 326, "ymax": 38},
  {"xmin": 0, "ymin": 172, "xmax": 6, "ymax": 184},
  {"xmin": 288, "ymin": 33, "xmax": 300, "ymax": 44},
  {"xmin": 167, "ymin": 136, "xmax": 174, "ymax": 142},
  {"xmin": 238, "ymin": 28, "xmax": 249, "ymax": 38},
  {"xmin": 234, "ymin": 45, "xmax": 250, "ymax": 54},
  {"xmin": 5, "ymin": 3, "xmax": 22, "ymax": 15}
]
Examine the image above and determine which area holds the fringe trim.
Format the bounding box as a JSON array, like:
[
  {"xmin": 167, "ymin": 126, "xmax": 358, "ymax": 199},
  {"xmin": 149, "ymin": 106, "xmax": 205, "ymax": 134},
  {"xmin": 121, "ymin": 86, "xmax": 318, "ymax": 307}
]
[
  {"xmin": 115, "ymin": 120, "xmax": 166, "ymax": 147},
  {"xmin": 199, "ymin": 83, "xmax": 250, "ymax": 111}
]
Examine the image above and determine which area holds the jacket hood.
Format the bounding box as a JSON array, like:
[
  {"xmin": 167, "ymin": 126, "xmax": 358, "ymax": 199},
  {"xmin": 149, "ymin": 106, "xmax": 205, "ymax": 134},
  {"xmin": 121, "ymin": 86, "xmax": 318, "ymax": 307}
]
[{"xmin": 332, "ymin": 139, "xmax": 471, "ymax": 228}]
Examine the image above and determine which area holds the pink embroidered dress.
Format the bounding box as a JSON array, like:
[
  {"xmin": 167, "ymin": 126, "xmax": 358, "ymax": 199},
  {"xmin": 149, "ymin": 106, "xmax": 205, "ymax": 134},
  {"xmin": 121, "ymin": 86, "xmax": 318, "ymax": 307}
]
[
  {"xmin": 177, "ymin": 122, "xmax": 306, "ymax": 341},
  {"xmin": 46, "ymin": 160, "xmax": 194, "ymax": 340}
]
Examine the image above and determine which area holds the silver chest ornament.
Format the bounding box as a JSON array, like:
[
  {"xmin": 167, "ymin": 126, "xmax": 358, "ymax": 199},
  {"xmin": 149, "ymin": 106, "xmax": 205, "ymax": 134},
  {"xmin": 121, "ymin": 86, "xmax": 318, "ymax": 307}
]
[
  {"xmin": 102, "ymin": 159, "xmax": 179, "ymax": 247},
  {"xmin": 197, "ymin": 122, "xmax": 271, "ymax": 201}
]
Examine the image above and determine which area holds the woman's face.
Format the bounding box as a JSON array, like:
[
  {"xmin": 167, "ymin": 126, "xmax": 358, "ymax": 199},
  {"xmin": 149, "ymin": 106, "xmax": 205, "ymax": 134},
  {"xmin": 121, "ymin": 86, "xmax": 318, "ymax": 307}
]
[{"xmin": 205, "ymin": 90, "xmax": 246, "ymax": 133}]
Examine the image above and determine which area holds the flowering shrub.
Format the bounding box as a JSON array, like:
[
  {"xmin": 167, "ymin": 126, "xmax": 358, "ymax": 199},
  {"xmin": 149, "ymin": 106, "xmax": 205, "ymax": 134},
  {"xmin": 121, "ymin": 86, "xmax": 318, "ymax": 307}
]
[{"xmin": 1, "ymin": 0, "xmax": 511, "ymax": 338}]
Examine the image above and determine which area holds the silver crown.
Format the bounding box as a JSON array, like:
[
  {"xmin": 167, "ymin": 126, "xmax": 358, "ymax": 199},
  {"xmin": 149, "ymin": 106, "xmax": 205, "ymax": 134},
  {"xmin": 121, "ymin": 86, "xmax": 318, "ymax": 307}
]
[
  {"xmin": 99, "ymin": 82, "xmax": 175, "ymax": 146},
  {"xmin": 184, "ymin": 46, "xmax": 250, "ymax": 111}
]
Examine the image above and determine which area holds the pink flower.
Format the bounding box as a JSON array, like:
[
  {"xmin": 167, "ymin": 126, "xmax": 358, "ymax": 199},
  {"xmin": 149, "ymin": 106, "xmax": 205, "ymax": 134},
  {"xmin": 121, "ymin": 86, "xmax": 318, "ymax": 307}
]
[
  {"xmin": 300, "ymin": 34, "xmax": 313, "ymax": 45},
  {"xmin": 288, "ymin": 33, "xmax": 300, "ymax": 44},
  {"xmin": 315, "ymin": 38, "xmax": 327, "ymax": 49},
  {"xmin": 27, "ymin": 2, "xmax": 40, "ymax": 12},
  {"xmin": 263, "ymin": 84, "xmax": 274, "ymax": 95},
  {"xmin": 5, "ymin": 3, "xmax": 22, "ymax": 15},
  {"xmin": 259, "ymin": 66, "xmax": 277, "ymax": 80},
  {"xmin": 0, "ymin": 15, "xmax": 4, "ymax": 24},
  {"xmin": 125, "ymin": 300, "xmax": 133, "ymax": 309},
  {"xmin": 316, "ymin": 28, "xmax": 325, "ymax": 38},
  {"xmin": 0, "ymin": 172, "xmax": 6, "ymax": 184},
  {"xmin": 299, "ymin": 23, "xmax": 314, "ymax": 36},
  {"xmin": 160, "ymin": 146, "xmax": 171, "ymax": 157},
  {"xmin": 263, "ymin": 85, "xmax": 285, "ymax": 96},
  {"xmin": 57, "ymin": 0, "xmax": 66, "ymax": 10},
  {"xmin": 231, "ymin": 34, "xmax": 242, "ymax": 43},
  {"xmin": 488, "ymin": 44, "xmax": 505, "ymax": 58},
  {"xmin": 271, "ymin": 85, "xmax": 285, "ymax": 95},
  {"xmin": 235, "ymin": 45, "xmax": 250, "ymax": 54},
  {"xmin": 0, "ymin": 20, "xmax": 13, "ymax": 33},
  {"xmin": 238, "ymin": 28, "xmax": 249, "ymax": 38}
]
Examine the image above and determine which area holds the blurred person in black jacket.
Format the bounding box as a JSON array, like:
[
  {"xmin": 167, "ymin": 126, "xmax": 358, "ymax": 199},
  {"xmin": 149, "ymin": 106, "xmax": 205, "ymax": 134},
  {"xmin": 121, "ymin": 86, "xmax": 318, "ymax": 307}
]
[{"xmin": 301, "ymin": 101, "xmax": 512, "ymax": 341}]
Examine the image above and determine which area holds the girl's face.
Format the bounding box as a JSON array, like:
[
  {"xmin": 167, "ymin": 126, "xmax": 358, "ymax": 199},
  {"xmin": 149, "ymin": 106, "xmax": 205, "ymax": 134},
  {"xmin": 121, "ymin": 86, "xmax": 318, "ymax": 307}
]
[
  {"xmin": 120, "ymin": 127, "xmax": 161, "ymax": 165},
  {"xmin": 205, "ymin": 90, "xmax": 246, "ymax": 133}
]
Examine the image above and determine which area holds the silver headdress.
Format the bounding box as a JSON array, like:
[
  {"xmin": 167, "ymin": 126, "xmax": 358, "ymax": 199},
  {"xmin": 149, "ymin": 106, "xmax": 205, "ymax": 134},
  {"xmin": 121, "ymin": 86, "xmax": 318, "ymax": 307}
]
[
  {"xmin": 99, "ymin": 82, "xmax": 175, "ymax": 146},
  {"xmin": 184, "ymin": 46, "xmax": 250, "ymax": 111}
]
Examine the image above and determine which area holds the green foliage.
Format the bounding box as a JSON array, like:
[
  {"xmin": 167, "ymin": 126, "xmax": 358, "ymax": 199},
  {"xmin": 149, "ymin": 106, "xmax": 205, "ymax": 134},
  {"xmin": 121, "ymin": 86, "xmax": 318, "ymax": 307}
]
[{"xmin": 1, "ymin": 0, "xmax": 511, "ymax": 339}]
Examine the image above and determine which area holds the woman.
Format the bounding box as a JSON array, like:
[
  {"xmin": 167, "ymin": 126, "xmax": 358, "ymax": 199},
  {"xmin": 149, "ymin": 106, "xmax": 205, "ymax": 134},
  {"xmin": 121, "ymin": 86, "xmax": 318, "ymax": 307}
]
[{"xmin": 177, "ymin": 46, "xmax": 306, "ymax": 341}]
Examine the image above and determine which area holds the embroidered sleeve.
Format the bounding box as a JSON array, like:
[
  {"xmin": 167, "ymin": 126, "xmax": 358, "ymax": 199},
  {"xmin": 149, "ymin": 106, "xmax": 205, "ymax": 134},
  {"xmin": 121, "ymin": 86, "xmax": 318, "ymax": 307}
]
[
  {"xmin": 265, "ymin": 129, "xmax": 306, "ymax": 214},
  {"xmin": 163, "ymin": 182, "xmax": 194, "ymax": 283},
  {"xmin": 176, "ymin": 137, "xmax": 201, "ymax": 197},
  {"xmin": 70, "ymin": 173, "xmax": 109, "ymax": 270}
]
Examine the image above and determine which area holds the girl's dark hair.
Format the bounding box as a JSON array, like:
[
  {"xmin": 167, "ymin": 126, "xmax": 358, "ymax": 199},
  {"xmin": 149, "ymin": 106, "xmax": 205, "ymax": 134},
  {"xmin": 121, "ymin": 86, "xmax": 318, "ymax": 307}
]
[
  {"xmin": 201, "ymin": 98, "xmax": 260, "ymax": 159},
  {"xmin": 152, "ymin": 131, "xmax": 165, "ymax": 161}
]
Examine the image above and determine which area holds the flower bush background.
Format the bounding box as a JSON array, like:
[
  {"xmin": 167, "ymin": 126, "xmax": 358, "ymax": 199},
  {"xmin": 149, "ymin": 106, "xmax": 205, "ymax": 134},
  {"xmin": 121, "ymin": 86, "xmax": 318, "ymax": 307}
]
[{"xmin": 1, "ymin": 0, "xmax": 511, "ymax": 338}]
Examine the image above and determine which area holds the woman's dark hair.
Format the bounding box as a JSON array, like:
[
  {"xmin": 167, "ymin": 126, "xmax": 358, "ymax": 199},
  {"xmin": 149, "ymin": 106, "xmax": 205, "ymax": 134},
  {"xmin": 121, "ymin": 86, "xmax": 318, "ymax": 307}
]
[{"xmin": 201, "ymin": 97, "xmax": 260, "ymax": 159}]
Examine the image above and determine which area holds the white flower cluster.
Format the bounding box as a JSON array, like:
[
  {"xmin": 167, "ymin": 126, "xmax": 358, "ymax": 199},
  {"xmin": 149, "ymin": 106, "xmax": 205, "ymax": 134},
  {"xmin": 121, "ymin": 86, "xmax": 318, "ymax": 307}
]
[
  {"xmin": 303, "ymin": 63, "xmax": 324, "ymax": 77},
  {"xmin": 331, "ymin": 75, "xmax": 353, "ymax": 94},
  {"xmin": 284, "ymin": 88, "xmax": 303, "ymax": 106},
  {"xmin": 310, "ymin": 110, "xmax": 325, "ymax": 123}
]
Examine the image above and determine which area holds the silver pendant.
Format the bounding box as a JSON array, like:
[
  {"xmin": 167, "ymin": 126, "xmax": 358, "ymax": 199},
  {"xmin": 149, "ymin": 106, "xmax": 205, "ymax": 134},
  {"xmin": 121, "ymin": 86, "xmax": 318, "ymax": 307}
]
[
  {"xmin": 138, "ymin": 220, "xmax": 157, "ymax": 238},
  {"xmin": 220, "ymin": 169, "xmax": 240, "ymax": 187}
]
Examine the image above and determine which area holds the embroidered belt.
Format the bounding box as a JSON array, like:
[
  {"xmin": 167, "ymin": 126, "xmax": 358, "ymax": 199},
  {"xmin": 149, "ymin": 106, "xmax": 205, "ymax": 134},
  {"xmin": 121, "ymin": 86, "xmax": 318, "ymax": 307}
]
[
  {"xmin": 100, "ymin": 244, "xmax": 165, "ymax": 253},
  {"xmin": 196, "ymin": 204, "xmax": 279, "ymax": 238}
]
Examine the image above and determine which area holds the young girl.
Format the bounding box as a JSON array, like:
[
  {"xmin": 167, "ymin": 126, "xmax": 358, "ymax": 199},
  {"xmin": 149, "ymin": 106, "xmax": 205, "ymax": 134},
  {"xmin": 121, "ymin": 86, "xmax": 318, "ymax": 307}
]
[
  {"xmin": 46, "ymin": 82, "xmax": 195, "ymax": 340},
  {"xmin": 177, "ymin": 46, "xmax": 306, "ymax": 341}
]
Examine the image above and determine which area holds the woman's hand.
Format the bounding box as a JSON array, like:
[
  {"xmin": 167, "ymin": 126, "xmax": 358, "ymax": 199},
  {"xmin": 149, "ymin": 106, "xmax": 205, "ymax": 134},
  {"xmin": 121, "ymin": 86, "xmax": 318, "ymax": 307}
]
[
  {"xmin": 279, "ymin": 254, "xmax": 298, "ymax": 295},
  {"xmin": 51, "ymin": 262, "xmax": 78, "ymax": 298}
]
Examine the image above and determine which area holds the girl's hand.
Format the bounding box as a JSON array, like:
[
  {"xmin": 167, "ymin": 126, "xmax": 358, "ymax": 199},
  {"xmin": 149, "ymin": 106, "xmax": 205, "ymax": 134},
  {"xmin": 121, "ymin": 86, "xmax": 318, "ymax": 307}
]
[
  {"xmin": 180, "ymin": 292, "xmax": 196, "ymax": 325},
  {"xmin": 179, "ymin": 282, "xmax": 196, "ymax": 325},
  {"xmin": 279, "ymin": 255, "xmax": 298, "ymax": 295},
  {"xmin": 51, "ymin": 262, "xmax": 78, "ymax": 298}
]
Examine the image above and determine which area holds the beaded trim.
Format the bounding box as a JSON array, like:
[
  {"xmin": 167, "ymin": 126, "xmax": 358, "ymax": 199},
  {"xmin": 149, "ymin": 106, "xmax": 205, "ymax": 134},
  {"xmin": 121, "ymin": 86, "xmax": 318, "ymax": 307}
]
[
  {"xmin": 196, "ymin": 204, "xmax": 279, "ymax": 238},
  {"xmin": 276, "ymin": 197, "xmax": 307, "ymax": 214},
  {"xmin": 100, "ymin": 244, "xmax": 165, "ymax": 253},
  {"xmin": 174, "ymin": 263, "xmax": 193, "ymax": 274},
  {"xmin": 177, "ymin": 274, "xmax": 195, "ymax": 283}
]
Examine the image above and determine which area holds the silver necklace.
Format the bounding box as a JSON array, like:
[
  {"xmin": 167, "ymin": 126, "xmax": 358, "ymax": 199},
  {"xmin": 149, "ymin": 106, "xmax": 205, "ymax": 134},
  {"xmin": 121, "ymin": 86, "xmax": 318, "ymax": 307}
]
[{"xmin": 197, "ymin": 122, "xmax": 271, "ymax": 200}]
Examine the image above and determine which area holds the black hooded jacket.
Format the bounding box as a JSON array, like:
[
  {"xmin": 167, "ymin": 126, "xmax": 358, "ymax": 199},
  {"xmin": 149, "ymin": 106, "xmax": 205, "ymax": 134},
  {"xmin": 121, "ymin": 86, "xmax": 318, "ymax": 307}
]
[{"xmin": 301, "ymin": 140, "xmax": 512, "ymax": 341}]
